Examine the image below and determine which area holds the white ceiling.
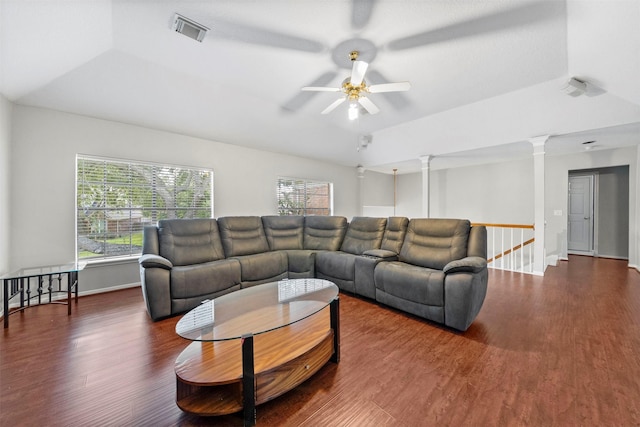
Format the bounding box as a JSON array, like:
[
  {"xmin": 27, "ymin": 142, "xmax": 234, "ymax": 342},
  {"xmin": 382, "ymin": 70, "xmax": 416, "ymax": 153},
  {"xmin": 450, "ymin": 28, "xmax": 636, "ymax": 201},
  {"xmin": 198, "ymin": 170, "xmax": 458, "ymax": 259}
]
[{"xmin": 1, "ymin": 0, "xmax": 639, "ymax": 174}]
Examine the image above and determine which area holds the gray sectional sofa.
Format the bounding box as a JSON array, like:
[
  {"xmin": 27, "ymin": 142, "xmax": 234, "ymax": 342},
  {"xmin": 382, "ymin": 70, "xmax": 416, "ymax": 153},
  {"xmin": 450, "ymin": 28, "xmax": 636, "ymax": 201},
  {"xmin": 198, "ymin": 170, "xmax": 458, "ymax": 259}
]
[{"xmin": 139, "ymin": 215, "xmax": 488, "ymax": 331}]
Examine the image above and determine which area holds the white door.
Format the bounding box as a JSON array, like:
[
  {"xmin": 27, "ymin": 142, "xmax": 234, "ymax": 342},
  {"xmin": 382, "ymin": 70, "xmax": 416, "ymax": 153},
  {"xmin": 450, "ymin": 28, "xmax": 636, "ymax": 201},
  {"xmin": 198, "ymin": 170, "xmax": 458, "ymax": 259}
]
[{"xmin": 568, "ymin": 175, "xmax": 594, "ymax": 253}]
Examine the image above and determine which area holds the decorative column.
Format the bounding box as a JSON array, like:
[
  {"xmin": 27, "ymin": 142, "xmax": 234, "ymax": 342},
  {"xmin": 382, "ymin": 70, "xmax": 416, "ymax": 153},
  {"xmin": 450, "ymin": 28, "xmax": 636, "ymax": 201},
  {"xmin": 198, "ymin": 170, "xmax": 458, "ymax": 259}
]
[
  {"xmin": 419, "ymin": 155, "xmax": 433, "ymax": 218},
  {"xmin": 357, "ymin": 165, "xmax": 365, "ymax": 216},
  {"xmin": 393, "ymin": 168, "xmax": 398, "ymax": 216},
  {"xmin": 530, "ymin": 135, "xmax": 549, "ymax": 275}
]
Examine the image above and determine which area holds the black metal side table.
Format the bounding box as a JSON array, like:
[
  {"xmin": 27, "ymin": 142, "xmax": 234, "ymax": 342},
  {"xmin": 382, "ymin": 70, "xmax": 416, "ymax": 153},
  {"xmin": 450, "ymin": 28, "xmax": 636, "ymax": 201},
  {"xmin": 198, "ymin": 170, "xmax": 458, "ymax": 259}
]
[{"xmin": 2, "ymin": 262, "xmax": 87, "ymax": 328}]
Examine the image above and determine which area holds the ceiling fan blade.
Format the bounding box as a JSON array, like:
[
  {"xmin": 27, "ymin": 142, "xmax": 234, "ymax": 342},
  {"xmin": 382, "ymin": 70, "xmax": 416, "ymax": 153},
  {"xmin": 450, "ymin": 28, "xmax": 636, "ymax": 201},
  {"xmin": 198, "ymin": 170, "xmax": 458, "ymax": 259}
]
[
  {"xmin": 366, "ymin": 70, "xmax": 411, "ymax": 110},
  {"xmin": 358, "ymin": 97, "xmax": 379, "ymax": 115},
  {"xmin": 282, "ymin": 71, "xmax": 339, "ymax": 112},
  {"xmin": 352, "ymin": 0, "xmax": 376, "ymax": 30},
  {"xmin": 321, "ymin": 98, "xmax": 346, "ymax": 115},
  {"xmin": 301, "ymin": 87, "xmax": 341, "ymax": 92},
  {"xmin": 350, "ymin": 60, "xmax": 368, "ymax": 86},
  {"xmin": 386, "ymin": 2, "xmax": 562, "ymax": 51},
  {"xmin": 213, "ymin": 18, "xmax": 324, "ymax": 52},
  {"xmin": 368, "ymin": 82, "xmax": 411, "ymax": 93}
]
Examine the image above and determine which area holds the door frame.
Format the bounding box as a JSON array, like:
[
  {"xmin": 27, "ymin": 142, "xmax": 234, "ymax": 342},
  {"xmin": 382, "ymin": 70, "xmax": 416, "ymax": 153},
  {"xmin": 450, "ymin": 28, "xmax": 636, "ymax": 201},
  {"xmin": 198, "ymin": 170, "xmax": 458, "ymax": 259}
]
[{"xmin": 567, "ymin": 172, "xmax": 598, "ymax": 256}]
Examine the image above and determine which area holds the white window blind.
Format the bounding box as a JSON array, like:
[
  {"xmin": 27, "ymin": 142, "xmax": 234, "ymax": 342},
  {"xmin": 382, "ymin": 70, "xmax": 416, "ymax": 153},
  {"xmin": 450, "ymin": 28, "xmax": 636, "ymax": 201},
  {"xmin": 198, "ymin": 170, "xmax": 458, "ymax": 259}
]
[
  {"xmin": 76, "ymin": 155, "xmax": 213, "ymax": 261},
  {"xmin": 277, "ymin": 177, "xmax": 332, "ymax": 216}
]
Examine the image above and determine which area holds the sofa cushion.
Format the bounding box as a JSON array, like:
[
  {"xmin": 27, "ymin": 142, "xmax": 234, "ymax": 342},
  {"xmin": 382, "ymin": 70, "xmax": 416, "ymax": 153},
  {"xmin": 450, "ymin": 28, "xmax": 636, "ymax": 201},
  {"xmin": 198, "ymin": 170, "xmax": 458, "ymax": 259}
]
[
  {"xmin": 170, "ymin": 258, "xmax": 241, "ymax": 299},
  {"xmin": 232, "ymin": 251, "xmax": 288, "ymax": 282},
  {"xmin": 158, "ymin": 219, "xmax": 225, "ymax": 266},
  {"xmin": 285, "ymin": 250, "xmax": 316, "ymax": 278},
  {"xmin": 399, "ymin": 219, "xmax": 470, "ymax": 270},
  {"xmin": 315, "ymin": 251, "xmax": 356, "ymax": 281},
  {"xmin": 340, "ymin": 217, "xmax": 387, "ymax": 255},
  {"xmin": 218, "ymin": 216, "xmax": 270, "ymax": 257},
  {"xmin": 374, "ymin": 261, "xmax": 444, "ymax": 306},
  {"xmin": 381, "ymin": 217, "xmax": 409, "ymax": 254},
  {"xmin": 303, "ymin": 216, "xmax": 347, "ymax": 251},
  {"xmin": 262, "ymin": 215, "xmax": 304, "ymax": 250}
]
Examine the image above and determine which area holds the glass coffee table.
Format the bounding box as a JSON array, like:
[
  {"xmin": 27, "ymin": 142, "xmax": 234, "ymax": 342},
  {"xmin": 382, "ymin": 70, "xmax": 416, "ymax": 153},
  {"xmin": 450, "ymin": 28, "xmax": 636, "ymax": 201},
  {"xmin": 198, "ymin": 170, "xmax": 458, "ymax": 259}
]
[{"xmin": 175, "ymin": 278, "xmax": 340, "ymax": 426}]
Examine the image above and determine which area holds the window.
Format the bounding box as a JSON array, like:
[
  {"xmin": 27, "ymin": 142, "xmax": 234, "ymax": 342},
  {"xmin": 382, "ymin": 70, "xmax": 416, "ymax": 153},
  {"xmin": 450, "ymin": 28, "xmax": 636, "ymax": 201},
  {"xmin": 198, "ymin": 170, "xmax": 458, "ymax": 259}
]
[
  {"xmin": 76, "ymin": 155, "xmax": 213, "ymax": 261},
  {"xmin": 277, "ymin": 177, "xmax": 332, "ymax": 216}
]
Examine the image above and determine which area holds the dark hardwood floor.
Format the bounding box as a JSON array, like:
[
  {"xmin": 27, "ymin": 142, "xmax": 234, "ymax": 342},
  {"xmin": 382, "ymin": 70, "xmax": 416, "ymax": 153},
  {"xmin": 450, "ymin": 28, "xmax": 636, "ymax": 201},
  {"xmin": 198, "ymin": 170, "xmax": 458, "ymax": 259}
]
[{"xmin": 2, "ymin": 256, "xmax": 640, "ymax": 426}]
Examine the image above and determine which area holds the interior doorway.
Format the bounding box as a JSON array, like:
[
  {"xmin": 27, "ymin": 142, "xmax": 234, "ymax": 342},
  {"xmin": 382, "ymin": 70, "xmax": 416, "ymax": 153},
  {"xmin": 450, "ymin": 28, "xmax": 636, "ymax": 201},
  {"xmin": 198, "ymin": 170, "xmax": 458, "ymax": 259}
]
[
  {"xmin": 567, "ymin": 166, "xmax": 629, "ymax": 259},
  {"xmin": 568, "ymin": 174, "xmax": 594, "ymax": 254}
]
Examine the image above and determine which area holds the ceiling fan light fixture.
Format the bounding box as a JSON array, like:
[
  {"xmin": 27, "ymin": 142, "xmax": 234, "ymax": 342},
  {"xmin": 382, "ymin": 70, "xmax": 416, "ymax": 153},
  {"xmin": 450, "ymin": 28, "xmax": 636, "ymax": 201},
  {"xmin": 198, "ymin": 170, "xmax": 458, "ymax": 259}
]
[
  {"xmin": 348, "ymin": 102, "xmax": 359, "ymax": 120},
  {"xmin": 302, "ymin": 51, "xmax": 409, "ymax": 117}
]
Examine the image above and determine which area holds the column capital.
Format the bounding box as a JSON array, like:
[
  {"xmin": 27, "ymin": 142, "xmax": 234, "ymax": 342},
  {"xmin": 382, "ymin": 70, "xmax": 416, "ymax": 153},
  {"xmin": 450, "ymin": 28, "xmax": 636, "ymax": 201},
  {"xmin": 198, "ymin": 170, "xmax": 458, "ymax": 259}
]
[
  {"xmin": 529, "ymin": 135, "xmax": 550, "ymax": 154},
  {"xmin": 419, "ymin": 155, "xmax": 433, "ymax": 167}
]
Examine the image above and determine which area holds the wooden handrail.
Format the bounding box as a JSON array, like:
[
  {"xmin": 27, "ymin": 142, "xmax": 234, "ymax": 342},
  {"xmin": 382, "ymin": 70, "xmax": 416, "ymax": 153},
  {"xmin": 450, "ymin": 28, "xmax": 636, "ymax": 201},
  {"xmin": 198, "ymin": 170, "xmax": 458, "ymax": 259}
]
[
  {"xmin": 472, "ymin": 223, "xmax": 534, "ymax": 229},
  {"xmin": 487, "ymin": 238, "xmax": 535, "ymax": 263}
]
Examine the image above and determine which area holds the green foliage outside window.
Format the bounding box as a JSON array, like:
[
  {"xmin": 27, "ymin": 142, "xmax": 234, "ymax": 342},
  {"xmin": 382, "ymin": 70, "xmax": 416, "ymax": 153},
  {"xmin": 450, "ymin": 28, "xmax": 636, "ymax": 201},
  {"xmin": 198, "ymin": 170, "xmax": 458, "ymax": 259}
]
[
  {"xmin": 77, "ymin": 156, "xmax": 213, "ymax": 260},
  {"xmin": 277, "ymin": 177, "xmax": 332, "ymax": 216}
]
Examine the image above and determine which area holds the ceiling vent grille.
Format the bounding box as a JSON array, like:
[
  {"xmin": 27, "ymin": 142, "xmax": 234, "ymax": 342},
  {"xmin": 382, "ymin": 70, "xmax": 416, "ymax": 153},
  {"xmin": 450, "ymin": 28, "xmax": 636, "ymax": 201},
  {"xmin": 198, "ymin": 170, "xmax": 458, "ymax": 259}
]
[{"xmin": 172, "ymin": 14, "xmax": 209, "ymax": 42}]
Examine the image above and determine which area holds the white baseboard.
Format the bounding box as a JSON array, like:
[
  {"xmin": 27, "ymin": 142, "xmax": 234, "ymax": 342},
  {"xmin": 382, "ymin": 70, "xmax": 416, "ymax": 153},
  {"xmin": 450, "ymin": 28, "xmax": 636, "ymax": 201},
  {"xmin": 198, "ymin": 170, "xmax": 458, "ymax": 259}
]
[
  {"xmin": 78, "ymin": 282, "xmax": 141, "ymax": 297},
  {"xmin": 595, "ymin": 255, "xmax": 629, "ymax": 261}
]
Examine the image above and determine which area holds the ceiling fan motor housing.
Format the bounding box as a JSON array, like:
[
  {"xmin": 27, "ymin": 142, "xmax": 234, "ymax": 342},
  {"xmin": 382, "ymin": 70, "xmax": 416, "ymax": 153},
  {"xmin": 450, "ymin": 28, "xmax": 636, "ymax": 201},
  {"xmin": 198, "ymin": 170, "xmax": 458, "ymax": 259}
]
[{"xmin": 342, "ymin": 78, "xmax": 367, "ymax": 100}]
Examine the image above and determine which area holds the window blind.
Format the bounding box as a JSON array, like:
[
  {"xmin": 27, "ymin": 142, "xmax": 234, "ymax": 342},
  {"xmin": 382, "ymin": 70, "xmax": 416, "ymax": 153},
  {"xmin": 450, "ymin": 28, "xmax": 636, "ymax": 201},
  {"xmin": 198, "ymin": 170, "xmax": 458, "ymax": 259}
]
[
  {"xmin": 277, "ymin": 177, "xmax": 332, "ymax": 216},
  {"xmin": 76, "ymin": 155, "xmax": 213, "ymax": 260}
]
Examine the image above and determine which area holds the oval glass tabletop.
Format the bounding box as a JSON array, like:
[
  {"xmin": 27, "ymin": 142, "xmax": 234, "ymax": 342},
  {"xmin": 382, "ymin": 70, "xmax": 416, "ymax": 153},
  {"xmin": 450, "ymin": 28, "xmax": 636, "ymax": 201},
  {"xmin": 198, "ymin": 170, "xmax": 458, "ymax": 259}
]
[{"xmin": 175, "ymin": 278, "xmax": 338, "ymax": 341}]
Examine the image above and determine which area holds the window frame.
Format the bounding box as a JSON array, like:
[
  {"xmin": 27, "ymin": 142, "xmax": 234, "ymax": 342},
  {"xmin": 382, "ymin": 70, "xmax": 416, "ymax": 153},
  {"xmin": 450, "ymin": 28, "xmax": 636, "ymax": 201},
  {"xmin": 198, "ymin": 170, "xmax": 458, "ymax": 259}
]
[
  {"xmin": 75, "ymin": 154, "xmax": 213, "ymax": 262},
  {"xmin": 276, "ymin": 176, "xmax": 333, "ymax": 216}
]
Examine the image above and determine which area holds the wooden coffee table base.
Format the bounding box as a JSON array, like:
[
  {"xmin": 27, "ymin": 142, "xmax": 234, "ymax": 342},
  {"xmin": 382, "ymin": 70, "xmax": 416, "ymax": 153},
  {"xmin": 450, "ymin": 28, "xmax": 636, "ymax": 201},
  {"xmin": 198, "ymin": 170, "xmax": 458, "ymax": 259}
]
[{"xmin": 175, "ymin": 301, "xmax": 339, "ymax": 424}]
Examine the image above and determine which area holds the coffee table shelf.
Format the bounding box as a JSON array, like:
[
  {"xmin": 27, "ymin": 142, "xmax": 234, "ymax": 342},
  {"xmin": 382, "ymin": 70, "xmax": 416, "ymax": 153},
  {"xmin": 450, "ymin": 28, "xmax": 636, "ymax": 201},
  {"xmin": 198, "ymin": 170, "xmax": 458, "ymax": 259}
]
[{"xmin": 176, "ymin": 309, "xmax": 333, "ymax": 416}]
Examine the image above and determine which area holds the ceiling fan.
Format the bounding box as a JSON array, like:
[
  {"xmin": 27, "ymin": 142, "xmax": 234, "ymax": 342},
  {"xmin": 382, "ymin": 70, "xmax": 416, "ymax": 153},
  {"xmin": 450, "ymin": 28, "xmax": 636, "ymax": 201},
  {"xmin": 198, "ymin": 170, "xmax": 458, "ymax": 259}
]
[{"xmin": 301, "ymin": 50, "xmax": 411, "ymax": 119}]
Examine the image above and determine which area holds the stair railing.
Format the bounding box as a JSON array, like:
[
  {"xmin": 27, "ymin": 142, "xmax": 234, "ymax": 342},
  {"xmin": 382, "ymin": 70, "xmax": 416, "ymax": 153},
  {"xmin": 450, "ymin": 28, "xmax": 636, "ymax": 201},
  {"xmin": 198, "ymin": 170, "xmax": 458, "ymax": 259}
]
[{"xmin": 472, "ymin": 223, "xmax": 535, "ymax": 274}]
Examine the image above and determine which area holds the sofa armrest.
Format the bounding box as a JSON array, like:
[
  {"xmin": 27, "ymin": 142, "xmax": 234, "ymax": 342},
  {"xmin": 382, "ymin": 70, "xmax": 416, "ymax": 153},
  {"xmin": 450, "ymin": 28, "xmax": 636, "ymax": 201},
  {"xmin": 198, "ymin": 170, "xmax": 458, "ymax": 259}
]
[
  {"xmin": 139, "ymin": 263, "xmax": 172, "ymax": 321},
  {"xmin": 443, "ymin": 256, "xmax": 487, "ymax": 274},
  {"xmin": 362, "ymin": 249, "xmax": 398, "ymax": 261},
  {"xmin": 139, "ymin": 254, "xmax": 173, "ymax": 270}
]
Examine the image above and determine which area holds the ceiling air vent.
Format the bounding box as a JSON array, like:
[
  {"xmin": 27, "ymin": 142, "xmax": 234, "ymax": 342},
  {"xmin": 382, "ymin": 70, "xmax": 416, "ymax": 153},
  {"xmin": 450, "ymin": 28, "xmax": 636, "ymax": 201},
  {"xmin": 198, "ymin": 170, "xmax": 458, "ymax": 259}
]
[{"xmin": 172, "ymin": 14, "xmax": 209, "ymax": 42}]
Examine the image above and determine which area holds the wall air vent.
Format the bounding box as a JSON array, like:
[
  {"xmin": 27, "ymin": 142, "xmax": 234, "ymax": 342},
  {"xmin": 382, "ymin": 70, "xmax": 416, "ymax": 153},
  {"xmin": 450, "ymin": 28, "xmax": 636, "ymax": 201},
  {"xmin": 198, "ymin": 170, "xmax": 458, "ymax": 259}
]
[{"xmin": 172, "ymin": 14, "xmax": 209, "ymax": 42}]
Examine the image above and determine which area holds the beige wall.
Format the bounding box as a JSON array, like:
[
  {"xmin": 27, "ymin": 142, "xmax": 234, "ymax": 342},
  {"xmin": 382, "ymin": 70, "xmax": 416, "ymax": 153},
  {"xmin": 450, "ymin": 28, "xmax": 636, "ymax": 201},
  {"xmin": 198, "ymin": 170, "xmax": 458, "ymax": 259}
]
[
  {"xmin": 0, "ymin": 95, "xmax": 11, "ymax": 315},
  {"xmin": 10, "ymin": 105, "xmax": 360, "ymax": 293},
  {"xmin": 6, "ymin": 103, "xmax": 639, "ymax": 297},
  {"xmin": 0, "ymin": 95, "xmax": 11, "ymax": 276},
  {"xmin": 395, "ymin": 147, "xmax": 639, "ymax": 269},
  {"xmin": 546, "ymin": 146, "xmax": 638, "ymax": 265}
]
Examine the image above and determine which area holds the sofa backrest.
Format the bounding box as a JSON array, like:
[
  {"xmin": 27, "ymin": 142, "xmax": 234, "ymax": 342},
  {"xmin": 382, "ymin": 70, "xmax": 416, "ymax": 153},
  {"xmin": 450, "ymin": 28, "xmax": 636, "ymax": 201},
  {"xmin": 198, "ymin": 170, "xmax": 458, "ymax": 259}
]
[
  {"xmin": 468, "ymin": 225, "xmax": 488, "ymax": 259},
  {"xmin": 380, "ymin": 216, "xmax": 409, "ymax": 254},
  {"xmin": 217, "ymin": 216, "xmax": 270, "ymax": 257},
  {"xmin": 157, "ymin": 219, "xmax": 225, "ymax": 266},
  {"xmin": 261, "ymin": 215, "xmax": 304, "ymax": 250},
  {"xmin": 303, "ymin": 216, "xmax": 348, "ymax": 251},
  {"xmin": 399, "ymin": 218, "xmax": 470, "ymax": 270},
  {"xmin": 340, "ymin": 217, "xmax": 387, "ymax": 255}
]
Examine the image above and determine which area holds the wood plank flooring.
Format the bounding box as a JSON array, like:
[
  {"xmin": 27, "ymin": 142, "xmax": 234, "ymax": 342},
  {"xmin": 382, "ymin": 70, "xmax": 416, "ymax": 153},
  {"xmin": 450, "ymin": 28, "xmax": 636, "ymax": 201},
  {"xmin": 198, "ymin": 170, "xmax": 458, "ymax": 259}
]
[{"xmin": 1, "ymin": 256, "xmax": 640, "ymax": 426}]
